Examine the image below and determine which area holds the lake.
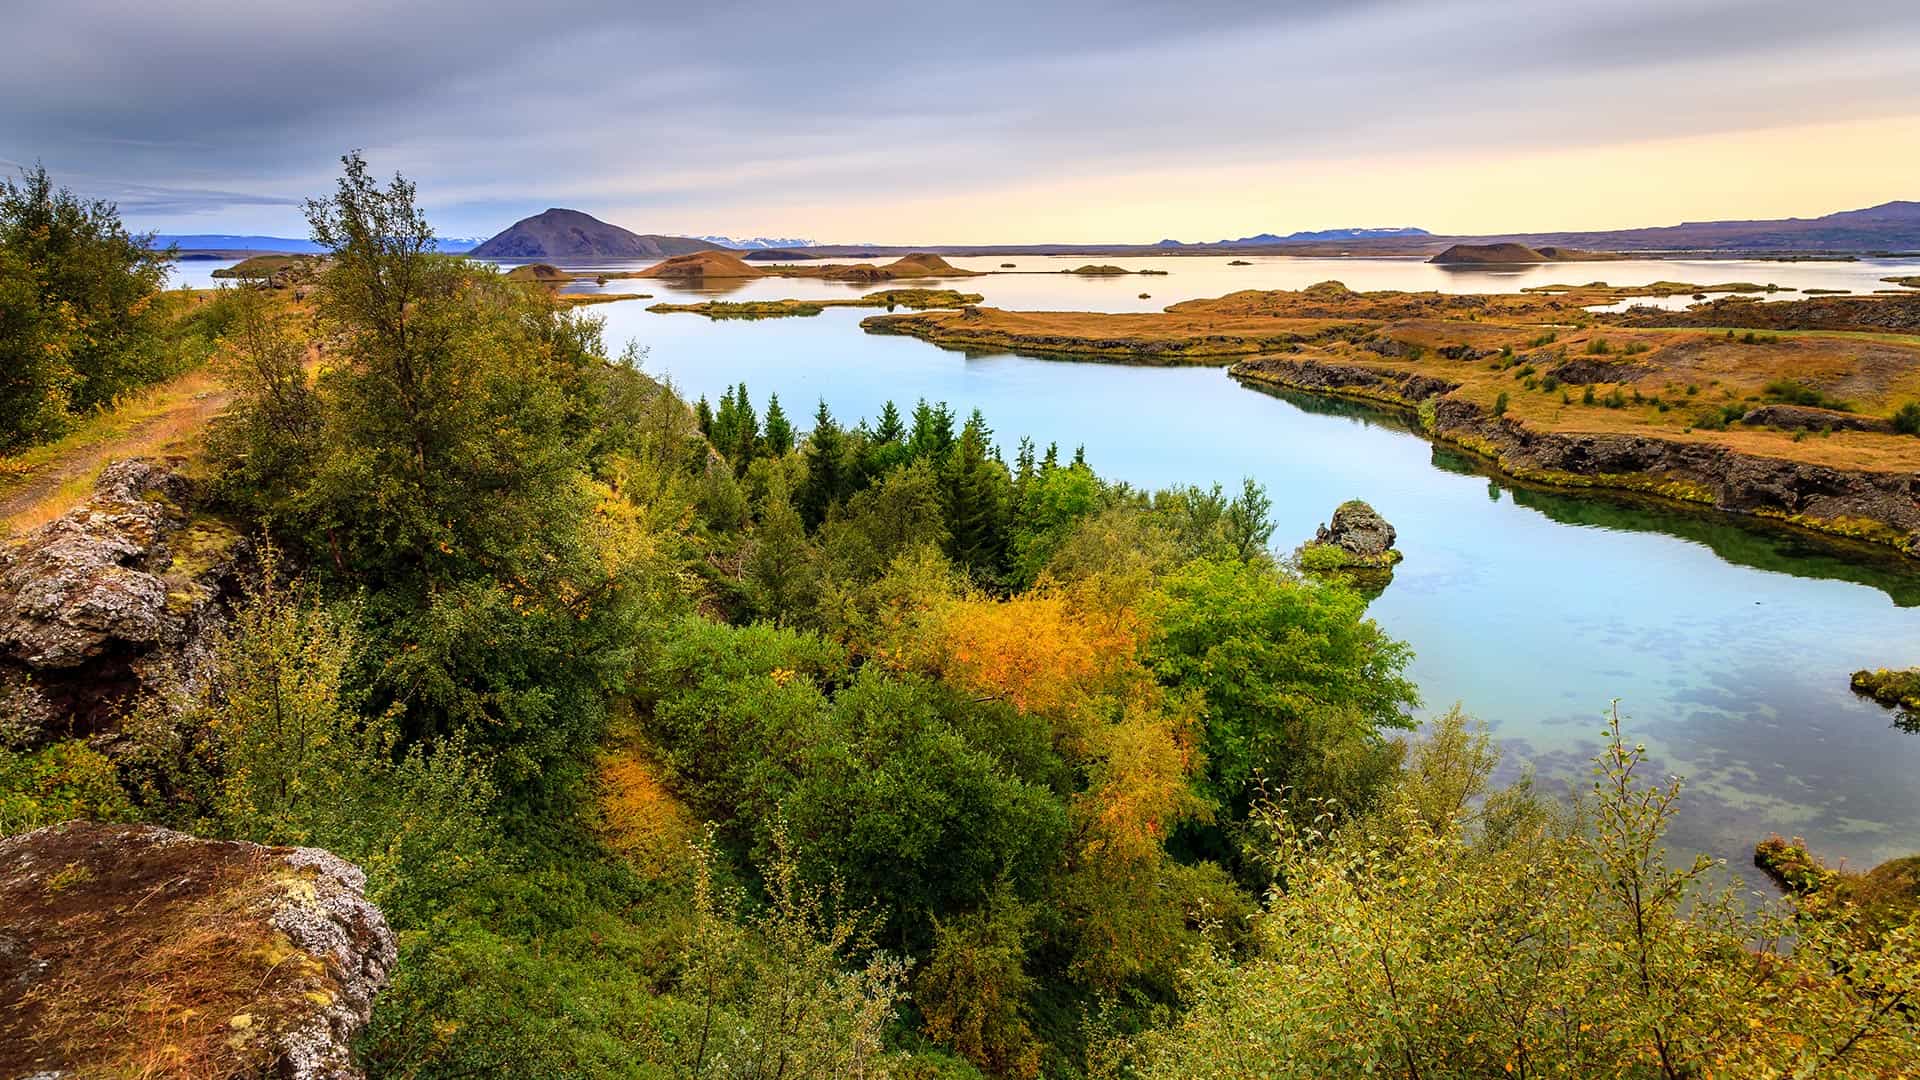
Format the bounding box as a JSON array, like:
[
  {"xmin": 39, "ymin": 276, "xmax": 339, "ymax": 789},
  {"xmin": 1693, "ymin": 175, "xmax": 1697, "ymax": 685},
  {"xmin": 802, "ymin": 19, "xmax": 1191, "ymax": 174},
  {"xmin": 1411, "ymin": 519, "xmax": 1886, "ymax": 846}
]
[{"xmin": 175, "ymin": 251, "xmax": 1920, "ymax": 878}]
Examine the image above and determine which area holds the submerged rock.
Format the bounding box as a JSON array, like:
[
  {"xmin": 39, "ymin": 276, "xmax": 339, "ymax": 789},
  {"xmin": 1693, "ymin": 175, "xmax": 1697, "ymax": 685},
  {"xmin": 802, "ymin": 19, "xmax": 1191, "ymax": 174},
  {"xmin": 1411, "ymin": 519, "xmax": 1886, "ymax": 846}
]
[
  {"xmin": 0, "ymin": 821, "xmax": 396, "ymax": 1080},
  {"xmin": 0, "ymin": 457, "xmax": 247, "ymax": 744}
]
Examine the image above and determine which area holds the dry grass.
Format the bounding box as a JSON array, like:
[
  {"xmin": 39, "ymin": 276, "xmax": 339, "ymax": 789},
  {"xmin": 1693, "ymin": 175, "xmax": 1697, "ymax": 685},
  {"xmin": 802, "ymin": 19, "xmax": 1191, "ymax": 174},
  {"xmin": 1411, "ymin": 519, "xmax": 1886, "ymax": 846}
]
[
  {"xmin": 0, "ymin": 365, "xmax": 230, "ymax": 535},
  {"xmin": 2, "ymin": 835, "xmax": 329, "ymax": 1080}
]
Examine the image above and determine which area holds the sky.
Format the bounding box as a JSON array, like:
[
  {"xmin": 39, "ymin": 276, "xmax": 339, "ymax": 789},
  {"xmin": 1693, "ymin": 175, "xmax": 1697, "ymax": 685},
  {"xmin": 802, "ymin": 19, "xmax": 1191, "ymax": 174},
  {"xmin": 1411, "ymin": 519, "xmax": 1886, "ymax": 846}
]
[{"xmin": 4, "ymin": 0, "xmax": 1919, "ymax": 244}]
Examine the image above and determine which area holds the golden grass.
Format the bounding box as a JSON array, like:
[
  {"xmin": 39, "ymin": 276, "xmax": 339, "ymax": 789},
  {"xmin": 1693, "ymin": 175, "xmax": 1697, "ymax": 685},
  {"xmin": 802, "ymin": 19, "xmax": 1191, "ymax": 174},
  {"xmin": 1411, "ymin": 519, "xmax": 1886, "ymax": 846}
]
[{"xmin": 0, "ymin": 365, "xmax": 229, "ymax": 535}]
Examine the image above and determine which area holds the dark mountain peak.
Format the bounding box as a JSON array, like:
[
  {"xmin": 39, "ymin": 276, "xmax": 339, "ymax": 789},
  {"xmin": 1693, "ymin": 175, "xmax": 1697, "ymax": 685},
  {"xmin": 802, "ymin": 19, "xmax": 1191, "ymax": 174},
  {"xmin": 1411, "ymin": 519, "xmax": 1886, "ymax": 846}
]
[{"xmin": 471, "ymin": 208, "xmax": 723, "ymax": 260}]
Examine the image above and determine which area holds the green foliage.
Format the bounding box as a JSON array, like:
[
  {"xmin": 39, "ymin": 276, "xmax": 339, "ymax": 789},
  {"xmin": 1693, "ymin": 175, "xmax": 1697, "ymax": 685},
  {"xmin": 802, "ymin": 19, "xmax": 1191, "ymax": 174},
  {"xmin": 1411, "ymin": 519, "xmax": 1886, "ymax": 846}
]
[
  {"xmin": 1118, "ymin": 707, "xmax": 1920, "ymax": 1079},
  {"xmin": 1146, "ymin": 558, "xmax": 1416, "ymax": 813},
  {"xmin": 916, "ymin": 889, "xmax": 1043, "ymax": 1078},
  {"xmin": 1763, "ymin": 379, "xmax": 1851, "ymax": 411},
  {"xmin": 1491, "ymin": 390, "xmax": 1509, "ymax": 416},
  {"xmin": 1893, "ymin": 401, "xmax": 1920, "ymax": 436},
  {"xmin": 0, "ymin": 740, "xmax": 134, "ymax": 837},
  {"xmin": 0, "ymin": 163, "xmax": 181, "ymax": 450}
]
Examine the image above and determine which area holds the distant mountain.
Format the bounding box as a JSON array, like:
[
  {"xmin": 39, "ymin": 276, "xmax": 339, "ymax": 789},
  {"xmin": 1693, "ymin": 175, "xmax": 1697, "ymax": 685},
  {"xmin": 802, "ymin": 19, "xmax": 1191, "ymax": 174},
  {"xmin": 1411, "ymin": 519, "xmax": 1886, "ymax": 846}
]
[
  {"xmin": 1497, "ymin": 201, "xmax": 1920, "ymax": 253},
  {"xmin": 1219, "ymin": 226, "xmax": 1431, "ymax": 245},
  {"xmin": 696, "ymin": 235, "xmax": 818, "ymax": 250},
  {"xmin": 153, "ymin": 235, "xmax": 485, "ymax": 255},
  {"xmin": 471, "ymin": 209, "xmax": 724, "ymax": 260}
]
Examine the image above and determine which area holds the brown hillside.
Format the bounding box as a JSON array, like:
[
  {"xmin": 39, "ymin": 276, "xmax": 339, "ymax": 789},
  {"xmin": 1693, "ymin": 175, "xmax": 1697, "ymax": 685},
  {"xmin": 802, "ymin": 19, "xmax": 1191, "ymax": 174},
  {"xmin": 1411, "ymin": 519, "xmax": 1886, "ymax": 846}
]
[
  {"xmin": 1429, "ymin": 243, "xmax": 1549, "ymax": 265},
  {"xmin": 636, "ymin": 251, "xmax": 766, "ymax": 279}
]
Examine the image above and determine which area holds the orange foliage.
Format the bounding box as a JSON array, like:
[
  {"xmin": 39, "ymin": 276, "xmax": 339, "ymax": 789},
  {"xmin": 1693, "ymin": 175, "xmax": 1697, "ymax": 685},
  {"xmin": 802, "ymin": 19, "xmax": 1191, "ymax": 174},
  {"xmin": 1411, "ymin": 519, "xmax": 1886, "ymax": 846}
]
[
  {"xmin": 1079, "ymin": 694, "xmax": 1207, "ymax": 865},
  {"xmin": 931, "ymin": 586, "xmax": 1144, "ymax": 732},
  {"xmin": 597, "ymin": 745, "xmax": 698, "ymax": 880}
]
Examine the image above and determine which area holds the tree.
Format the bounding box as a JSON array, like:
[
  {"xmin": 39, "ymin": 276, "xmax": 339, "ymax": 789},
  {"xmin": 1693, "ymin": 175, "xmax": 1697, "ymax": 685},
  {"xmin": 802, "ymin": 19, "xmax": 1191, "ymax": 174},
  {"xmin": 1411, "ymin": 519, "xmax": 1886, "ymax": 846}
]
[
  {"xmin": 288, "ymin": 153, "xmax": 681, "ymax": 781},
  {"xmin": 908, "ymin": 399, "xmax": 955, "ymax": 460},
  {"xmin": 1147, "ymin": 558, "xmax": 1416, "ymax": 814},
  {"xmin": 1119, "ymin": 709, "xmax": 1920, "ymax": 1079},
  {"xmin": 763, "ymin": 392, "xmax": 794, "ymax": 455},
  {"xmin": 0, "ymin": 163, "xmax": 175, "ymax": 447},
  {"xmin": 944, "ymin": 410, "xmax": 1011, "ymax": 575},
  {"xmin": 744, "ymin": 469, "xmax": 816, "ymax": 621},
  {"xmin": 801, "ymin": 399, "xmax": 848, "ymax": 527},
  {"xmin": 205, "ymin": 286, "xmax": 322, "ymax": 526},
  {"xmin": 1221, "ymin": 477, "xmax": 1275, "ymax": 562}
]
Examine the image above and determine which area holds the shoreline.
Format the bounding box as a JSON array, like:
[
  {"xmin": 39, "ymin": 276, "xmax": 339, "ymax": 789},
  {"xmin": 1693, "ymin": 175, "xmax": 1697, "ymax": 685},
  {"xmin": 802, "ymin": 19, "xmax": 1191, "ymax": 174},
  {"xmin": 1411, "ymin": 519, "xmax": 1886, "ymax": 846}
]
[{"xmin": 1230, "ymin": 357, "xmax": 1920, "ymax": 558}]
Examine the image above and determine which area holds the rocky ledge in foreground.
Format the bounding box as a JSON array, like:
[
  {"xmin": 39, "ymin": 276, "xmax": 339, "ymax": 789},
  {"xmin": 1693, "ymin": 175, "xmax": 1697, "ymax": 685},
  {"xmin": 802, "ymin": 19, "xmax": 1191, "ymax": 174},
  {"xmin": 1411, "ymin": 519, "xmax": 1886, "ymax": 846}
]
[
  {"xmin": 0, "ymin": 457, "xmax": 246, "ymax": 744},
  {"xmin": 0, "ymin": 821, "xmax": 395, "ymax": 1080}
]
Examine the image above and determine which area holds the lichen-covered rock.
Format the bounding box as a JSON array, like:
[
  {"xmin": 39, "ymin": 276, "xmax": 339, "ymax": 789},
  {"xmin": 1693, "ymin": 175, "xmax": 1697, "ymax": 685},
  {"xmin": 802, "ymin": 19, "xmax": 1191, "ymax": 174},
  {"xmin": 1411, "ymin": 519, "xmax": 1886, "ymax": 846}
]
[
  {"xmin": 0, "ymin": 822, "xmax": 395, "ymax": 1080},
  {"xmin": 0, "ymin": 457, "xmax": 246, "ymax": 743},
  {"xmin": 1301, "ymin": 499, "xmax": 1403, "ymax": 567}
]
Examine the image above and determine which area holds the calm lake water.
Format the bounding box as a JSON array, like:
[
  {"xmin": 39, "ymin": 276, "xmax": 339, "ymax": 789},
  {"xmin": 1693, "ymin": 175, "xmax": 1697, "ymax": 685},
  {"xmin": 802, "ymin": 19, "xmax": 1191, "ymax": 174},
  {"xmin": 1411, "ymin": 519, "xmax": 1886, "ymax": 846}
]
[{"xmin": 174, "ymin": 252, "xmax": 1920, "ymax": 878}]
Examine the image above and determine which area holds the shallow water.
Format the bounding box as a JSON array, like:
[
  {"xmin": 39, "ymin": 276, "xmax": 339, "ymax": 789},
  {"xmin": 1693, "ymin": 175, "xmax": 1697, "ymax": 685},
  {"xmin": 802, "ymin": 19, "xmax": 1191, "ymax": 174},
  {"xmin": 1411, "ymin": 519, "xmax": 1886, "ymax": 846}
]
[{"xmin": 174, "ymin": 252, "xmax": 1920, "ymax": 877}]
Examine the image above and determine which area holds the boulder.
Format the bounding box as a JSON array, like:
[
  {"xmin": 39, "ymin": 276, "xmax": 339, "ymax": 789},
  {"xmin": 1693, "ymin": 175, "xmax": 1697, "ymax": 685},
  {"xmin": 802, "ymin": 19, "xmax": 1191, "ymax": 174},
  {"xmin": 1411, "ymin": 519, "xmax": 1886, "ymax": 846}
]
[
  {"xmin": 0, "ymin": 822, "xmax": 396, "ymax": 1080},
  {"xmin": 1313, "ymin": 499, "xmax": 1399, "ymax": 560},
  {"xmin": 0, "ymin": 457, "xmax": 246, "ymax": 744}
]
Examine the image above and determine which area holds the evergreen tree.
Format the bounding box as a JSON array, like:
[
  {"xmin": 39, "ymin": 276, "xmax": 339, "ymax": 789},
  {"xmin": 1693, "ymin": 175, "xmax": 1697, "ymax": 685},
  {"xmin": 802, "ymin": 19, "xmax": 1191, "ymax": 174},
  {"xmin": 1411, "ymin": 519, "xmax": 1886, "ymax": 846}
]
[
  {"xmin": 744, "ymin": 470, "xmax": 815, "ymax": 621},
  {"xmin": 800, "ymin": 399, "xmax": 847, "ymax": 528},
  {"xmin": 873, "ymin": 400, "xmax": 906, "ymax": 444},
  {"xmin": 763, "ymin": 393, "xmax": 794, "ymax": 456},
  {"xmin": 1041, "ymin": 442, "xmax": 1060, "ymax": 471},
  {"xmin": 909, "ymin": 399, "xmax": 956, "ymax": 460},
  {"xmin": 945, "ymin": 410, "xmax": 1010, "ymax": 575},
  {"xmin": 694, "ymin": 395, "xmax": 713, "ymax": 435},
  {"xmin": 732, "ymin": 383, "xmax": 760, "ymax": 476},
  {"xmin": 711, "ymin": 386, "xmax": 740, "ymax": 456}
]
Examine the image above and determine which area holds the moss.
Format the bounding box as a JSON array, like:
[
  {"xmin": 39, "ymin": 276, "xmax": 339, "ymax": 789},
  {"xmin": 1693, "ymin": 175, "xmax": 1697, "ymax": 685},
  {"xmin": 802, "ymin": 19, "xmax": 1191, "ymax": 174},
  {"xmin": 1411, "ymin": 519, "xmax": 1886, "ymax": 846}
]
[
  {"xmin": 1850, "ymin": 667, "xmax": 1920, "ymax": 712},
  {"xmin": 1297, "ymin": 541, "xmax": 1403, "ymax": 571}
]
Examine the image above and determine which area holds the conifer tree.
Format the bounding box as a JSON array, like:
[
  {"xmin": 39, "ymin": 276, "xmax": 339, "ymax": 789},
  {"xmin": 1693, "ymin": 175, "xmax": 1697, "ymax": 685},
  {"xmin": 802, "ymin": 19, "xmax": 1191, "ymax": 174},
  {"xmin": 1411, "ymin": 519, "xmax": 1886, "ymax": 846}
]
[
  {"xmin": 762, "ymin": 393, "xmax": 794, "ymax": 456},
  {"xmin": 800, "ymin": 399, "xmax": 846, "ymax": 528}
]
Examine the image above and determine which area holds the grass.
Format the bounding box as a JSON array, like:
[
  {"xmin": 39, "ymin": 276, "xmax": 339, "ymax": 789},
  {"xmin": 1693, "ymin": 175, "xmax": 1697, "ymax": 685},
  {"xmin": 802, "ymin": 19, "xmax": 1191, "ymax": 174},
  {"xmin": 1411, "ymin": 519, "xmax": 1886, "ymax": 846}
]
[{"xmin": 0, "ymin": 363, "xmax": 227, "ymax": 534}]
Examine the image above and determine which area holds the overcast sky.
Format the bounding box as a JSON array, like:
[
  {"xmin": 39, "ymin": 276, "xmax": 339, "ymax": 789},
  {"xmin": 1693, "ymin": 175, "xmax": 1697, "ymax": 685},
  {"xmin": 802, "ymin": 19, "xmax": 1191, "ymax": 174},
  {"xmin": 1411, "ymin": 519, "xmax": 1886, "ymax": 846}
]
[{"xmin": 5, "ymin": 0, "xmax": 1918, "ymax": 243}]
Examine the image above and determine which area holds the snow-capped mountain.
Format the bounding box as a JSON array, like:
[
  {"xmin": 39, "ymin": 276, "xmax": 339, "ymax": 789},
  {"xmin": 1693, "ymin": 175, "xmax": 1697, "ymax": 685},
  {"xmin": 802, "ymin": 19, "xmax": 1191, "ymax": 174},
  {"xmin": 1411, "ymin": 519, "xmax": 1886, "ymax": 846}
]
[{"xmin": 694, "ymin": 236, "xmax": 819, "ymax": 249}]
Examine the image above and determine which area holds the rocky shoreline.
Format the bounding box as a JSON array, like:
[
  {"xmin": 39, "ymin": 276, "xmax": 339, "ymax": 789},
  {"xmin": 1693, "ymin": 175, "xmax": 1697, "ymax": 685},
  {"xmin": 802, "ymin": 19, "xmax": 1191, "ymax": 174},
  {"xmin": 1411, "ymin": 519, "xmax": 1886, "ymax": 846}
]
[{"xmin": 1232, "ymin": 356, "xmax": 1920, "ymax": 557}]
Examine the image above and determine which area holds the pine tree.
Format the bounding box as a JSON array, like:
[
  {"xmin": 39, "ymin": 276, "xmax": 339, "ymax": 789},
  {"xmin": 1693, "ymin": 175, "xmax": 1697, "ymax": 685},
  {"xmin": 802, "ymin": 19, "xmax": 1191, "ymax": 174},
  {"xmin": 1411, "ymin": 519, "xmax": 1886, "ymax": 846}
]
[
  {"xmin": 945, "ymin": 410, "xmax": 1010, "ymax": 575},
  {"xmin": 909, "ymin": 399, "xmax": 955, "ymax": 460},
  {"xmin": 732, "ymin": 383, "xmax": 760, "ymax": 476},
  {"xmin": 800, "ymin": 399, "xmax": 846, "ymax": 528},
  {"xmin": 873, "ymin": 400, "xmax": 906, "ymax": 444},
  {"xmin": 763, "ymin": 393, "xmax": 794, "ymax": 456},
  {"xmin": 694, "ymin": 395, "xmax": 713, "ymax": 436}
]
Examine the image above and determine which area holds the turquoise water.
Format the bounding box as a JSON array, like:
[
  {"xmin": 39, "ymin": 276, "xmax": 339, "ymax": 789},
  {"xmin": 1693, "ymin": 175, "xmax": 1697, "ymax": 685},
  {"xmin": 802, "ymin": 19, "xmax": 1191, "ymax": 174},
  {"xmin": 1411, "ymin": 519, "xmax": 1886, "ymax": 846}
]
[{"xmin": 176, "ymin": 253, "xmax": 1920, "ymax": 876}]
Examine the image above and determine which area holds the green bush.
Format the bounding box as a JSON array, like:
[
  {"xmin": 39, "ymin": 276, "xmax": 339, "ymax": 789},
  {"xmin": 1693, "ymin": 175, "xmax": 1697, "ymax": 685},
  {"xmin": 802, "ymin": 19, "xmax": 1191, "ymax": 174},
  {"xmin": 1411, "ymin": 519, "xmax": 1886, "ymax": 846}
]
[{"xmin": 1893, "ymin": 401, "xmax": 1920, "ymax": 436}]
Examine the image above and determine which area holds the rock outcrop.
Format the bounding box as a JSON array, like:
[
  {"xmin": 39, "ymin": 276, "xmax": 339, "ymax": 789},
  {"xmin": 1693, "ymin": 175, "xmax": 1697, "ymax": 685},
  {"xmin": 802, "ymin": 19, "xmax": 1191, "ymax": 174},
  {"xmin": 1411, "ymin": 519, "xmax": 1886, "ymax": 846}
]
[
  {"xmin": 1298, "ymin": 500, "xmax": 1404, "ymax": 576},
  {"xmin": 1231, "ymin": 356, "xmax": 1920, "ymax": 555},
  {"xmin": 0, "ymin": 821, "xmax": 396, "ymax": 1080},
  {"xmin": 1314, "ymin": 501, "xmax": 1399, "ymax": 560},
  {"xmin": 0, "ymin": 457, "xmax": 246, "ymax": 744}
]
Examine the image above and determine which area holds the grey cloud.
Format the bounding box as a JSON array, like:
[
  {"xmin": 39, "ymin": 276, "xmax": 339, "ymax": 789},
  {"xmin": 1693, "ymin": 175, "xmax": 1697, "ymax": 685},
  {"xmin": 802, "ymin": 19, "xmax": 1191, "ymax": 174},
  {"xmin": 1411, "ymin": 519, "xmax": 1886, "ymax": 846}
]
[{"xmin": 2, "ymin": 0, "xmax": 1915, "ymax": 236}]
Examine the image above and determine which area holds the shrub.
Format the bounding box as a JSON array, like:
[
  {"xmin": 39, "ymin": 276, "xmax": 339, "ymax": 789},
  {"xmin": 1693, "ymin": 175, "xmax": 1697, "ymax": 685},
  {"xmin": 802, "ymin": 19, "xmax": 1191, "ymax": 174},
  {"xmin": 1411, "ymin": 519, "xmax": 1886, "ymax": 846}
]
[
  {"xmin": 1582, "ymin": 384, "xmax": 1596, "ymax": 405},
  {"xmin": 1623, "ymin": 341, "xmax": 1649, "ymax": 355},
  {"xmin": 1492, "ymin": 391, "xmax": 1509, "ymax": 416},
  {"xmin": 1585, "ymin": 337, "xmax": 1612, "ymax": 355},
  {"xmin": 1893, "ymin": 401, "xmax": 1920, "ymax": 436}
]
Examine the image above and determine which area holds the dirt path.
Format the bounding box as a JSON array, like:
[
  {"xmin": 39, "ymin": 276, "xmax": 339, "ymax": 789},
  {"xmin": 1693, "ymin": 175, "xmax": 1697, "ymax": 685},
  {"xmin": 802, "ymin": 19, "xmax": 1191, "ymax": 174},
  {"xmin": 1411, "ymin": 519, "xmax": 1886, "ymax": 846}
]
[{"xmin": 0, "ymin": 368, "xmax": 232, "ymax": 536}]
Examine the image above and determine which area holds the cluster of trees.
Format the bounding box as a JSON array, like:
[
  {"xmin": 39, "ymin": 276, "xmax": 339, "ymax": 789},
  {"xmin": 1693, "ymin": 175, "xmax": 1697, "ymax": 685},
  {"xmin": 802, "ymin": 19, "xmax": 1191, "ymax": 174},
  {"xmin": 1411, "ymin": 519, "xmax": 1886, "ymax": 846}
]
[
  {"xmin": 3, "ymin": 154, "xmax": 1915, "ymax": 1078},
  {"xmin": 0, "ymin": 165, "xmax": 207, "ymax": 452}
]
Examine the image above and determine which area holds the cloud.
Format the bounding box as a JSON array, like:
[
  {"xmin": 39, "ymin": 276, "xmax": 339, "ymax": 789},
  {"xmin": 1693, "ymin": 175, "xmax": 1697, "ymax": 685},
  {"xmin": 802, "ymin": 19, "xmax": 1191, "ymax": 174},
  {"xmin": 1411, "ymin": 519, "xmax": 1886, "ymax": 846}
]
[{"xmin": 1, "ymin": 0, "xmax": 1915, "ymax": 239}]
